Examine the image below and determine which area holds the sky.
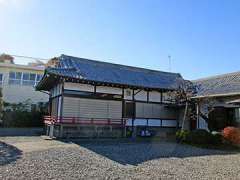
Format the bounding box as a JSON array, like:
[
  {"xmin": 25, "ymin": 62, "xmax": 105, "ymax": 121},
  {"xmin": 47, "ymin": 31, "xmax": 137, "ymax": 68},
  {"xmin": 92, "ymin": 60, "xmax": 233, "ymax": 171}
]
[{"xmin": 1, "ymin": 0, "xmax": 240, "ymax": 80}]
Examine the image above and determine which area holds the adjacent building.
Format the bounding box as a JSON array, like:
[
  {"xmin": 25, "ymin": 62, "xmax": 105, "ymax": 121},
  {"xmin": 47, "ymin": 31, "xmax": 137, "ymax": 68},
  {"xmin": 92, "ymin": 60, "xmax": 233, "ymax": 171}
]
[
  {"xmin": 0, "ymin": 54, "xmax": 48, "ymax": 107},
  {"xmin": 193, "ymin": 72, "xmax": 240, "ymax": 131},
  {"xmin": 36, "ymin": 54, "xmax": 185, "ymax": 138}
]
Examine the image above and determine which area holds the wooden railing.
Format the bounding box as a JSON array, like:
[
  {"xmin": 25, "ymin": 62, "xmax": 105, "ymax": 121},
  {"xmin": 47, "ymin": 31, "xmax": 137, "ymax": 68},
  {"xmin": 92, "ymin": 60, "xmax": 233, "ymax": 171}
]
[{"xmin": 44, "ymin": 116, "xmax": 126, "ymax": 126}]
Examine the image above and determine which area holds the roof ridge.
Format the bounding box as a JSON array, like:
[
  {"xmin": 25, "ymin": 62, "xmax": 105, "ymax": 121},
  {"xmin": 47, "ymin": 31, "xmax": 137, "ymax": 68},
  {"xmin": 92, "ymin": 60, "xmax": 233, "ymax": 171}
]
[
  {"xmin": 60, "ymin": 54, "xmax": 182, "ymax": 77},
  {"xmin": 193, "ymin": 71, "xmax": 240, "ymax": 82}
]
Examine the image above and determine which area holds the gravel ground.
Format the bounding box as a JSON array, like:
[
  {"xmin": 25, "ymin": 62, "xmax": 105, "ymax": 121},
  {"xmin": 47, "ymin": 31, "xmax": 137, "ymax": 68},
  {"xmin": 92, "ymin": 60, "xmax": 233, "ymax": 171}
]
[{"xmin": 0, "ymin": 137, "xmax": 240, "ymax": 180}]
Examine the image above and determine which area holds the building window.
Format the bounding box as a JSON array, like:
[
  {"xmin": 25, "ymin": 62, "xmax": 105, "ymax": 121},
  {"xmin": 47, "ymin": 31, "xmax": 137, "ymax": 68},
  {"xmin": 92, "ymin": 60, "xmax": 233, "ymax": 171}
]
[
  {"xmin": 9, "ymin": 72, "xmax": 22, "ymax": 85},
  {"xmin": 124, "ymin": 101, "xmax": 135, "ymax": 118},
  {"xmin": 8, "ymin": 71, "xmax": 43, "ymax": 86},
  {"xmin": 22, "ymin": 73, "xmax": 36, "ymax": 86}
]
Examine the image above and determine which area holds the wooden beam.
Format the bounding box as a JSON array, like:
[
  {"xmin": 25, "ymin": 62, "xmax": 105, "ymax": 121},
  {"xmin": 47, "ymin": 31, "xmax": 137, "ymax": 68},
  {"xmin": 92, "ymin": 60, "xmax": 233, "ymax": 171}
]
[
  {"xmin": 134, "ymin": 89, "xmax": 142, "ymax": 96},
  {"xmin": 94, "ymin": 85, "xmax": 96, "ymax": 94},
  {"xmin": 160, "ymin": 90, "xmax": 163, "ymax": 103},
  {"xmin": 147, "ymin": 90, "xmax": 149, "ymax": 102}
]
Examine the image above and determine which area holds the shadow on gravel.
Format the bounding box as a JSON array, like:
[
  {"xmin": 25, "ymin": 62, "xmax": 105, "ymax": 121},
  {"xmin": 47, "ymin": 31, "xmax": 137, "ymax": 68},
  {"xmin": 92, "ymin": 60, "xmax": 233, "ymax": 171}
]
[
  {"xmin": 71, "ymin": 141, "xmax": 239, "ymax": 165},
  {"xmin": 0, "ymin": 142, "xmax": 22, "ymax": 166},
  {"xmin": 0, "ymin": 128, "xmax": 44, "ymax": 137}
]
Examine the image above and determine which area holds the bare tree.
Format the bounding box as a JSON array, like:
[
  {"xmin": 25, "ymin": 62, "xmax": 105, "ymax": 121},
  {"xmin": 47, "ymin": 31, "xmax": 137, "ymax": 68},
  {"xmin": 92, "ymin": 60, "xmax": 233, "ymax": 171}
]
[
  {"xmin": 197, "ymin": 98, "xmax": 215, "ymax": 124},
  {"xmin": 168, "ymin": 80, "xmax": 198, "ymax": 130}
]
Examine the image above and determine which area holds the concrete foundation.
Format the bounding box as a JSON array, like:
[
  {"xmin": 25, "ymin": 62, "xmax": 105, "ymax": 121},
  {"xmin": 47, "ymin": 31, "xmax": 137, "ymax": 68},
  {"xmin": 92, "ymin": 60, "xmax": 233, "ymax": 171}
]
[
  {"xmin": 134, "ymin": 126, "xmax": 176, "ymax": 137},
  {"xmin": 46, "ymin": 124, "xmax": 125, "ymax": 138}
]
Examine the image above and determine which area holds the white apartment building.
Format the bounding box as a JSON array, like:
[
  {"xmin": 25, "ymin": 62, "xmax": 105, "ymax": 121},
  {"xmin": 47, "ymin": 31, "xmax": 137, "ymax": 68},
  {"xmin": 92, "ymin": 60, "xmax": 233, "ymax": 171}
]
[{"xmin": 0, "ymin": 54, "xmax": 48, "ymax": 105}]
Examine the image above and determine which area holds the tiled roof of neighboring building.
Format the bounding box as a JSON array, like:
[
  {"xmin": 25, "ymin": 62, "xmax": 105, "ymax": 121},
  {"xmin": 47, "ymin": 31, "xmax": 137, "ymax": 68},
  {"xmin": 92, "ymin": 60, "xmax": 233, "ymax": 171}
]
[
  {"xmin": 37, "ymin": 54, "xmax": 184, "ymax": 90},
  {"xmin": 193, "ymin": 71, "xmax": 240, "ymax": 97}
]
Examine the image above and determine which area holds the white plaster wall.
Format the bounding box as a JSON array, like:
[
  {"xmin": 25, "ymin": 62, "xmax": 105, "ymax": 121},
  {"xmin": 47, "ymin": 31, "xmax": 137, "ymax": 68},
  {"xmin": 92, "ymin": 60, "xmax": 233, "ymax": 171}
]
[
  {"xmin": 64, "ymin": 82, "xmax": 94, "ymax": 92},
  {"xmin": 162, "ymin": 92, "xmax": 172, "ymax": 103},
  {"xmin": 135, "ymin": 102, "xmax": 178, "ymax": 119},
  {"xmin": 149, "ymin": 91, "xmax": 161, "ymax": 102},
  {"xmin": 96, "ymin": 86, "xmax": 122, "ymax": 95},
  {"xmin": 134, "ymin": 90, "xmax": 147, "ymax": 101},
  {"xmin": 124, "ymin": 89, "xmax": 133, "ymax": 100}
]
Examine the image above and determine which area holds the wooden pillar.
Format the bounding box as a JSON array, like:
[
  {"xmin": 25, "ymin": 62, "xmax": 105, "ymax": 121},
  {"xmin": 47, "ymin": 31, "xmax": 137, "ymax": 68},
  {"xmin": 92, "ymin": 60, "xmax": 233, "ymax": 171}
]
[
  {"xmin": 124, "ymin": 125, "xmax": 127, "ymax": 137},
  {"xmin": 147, "ymin": 90, "xmax": 149, "ymax": 102},
  {"xmin": 46, "ymin": 125, "xmax": 49, "ymax": 136},
  {"xmin": 49, "ymin": 97, "xmax": 52, "ymax": 116},
  {"xmin": 160, "ymin": 90, "xmax": 163, "ymax": 103},
  {"xmin": 132, "ymin": 89, "xmax": 135, "ymax": 133},
  {"xmin": 49, "ymin": 124, "xmax": 54, "ymax": 138},
  {"xmin": 121, "ymin": 88, "xmax": 125, "ymax": 138},
  {"xmin": 59, "ymin": 125, "xmax": 63, "ymax": 138},
  {"xmin": 196, "ymin": 102, "xmax": 200, "ymax": 129}
]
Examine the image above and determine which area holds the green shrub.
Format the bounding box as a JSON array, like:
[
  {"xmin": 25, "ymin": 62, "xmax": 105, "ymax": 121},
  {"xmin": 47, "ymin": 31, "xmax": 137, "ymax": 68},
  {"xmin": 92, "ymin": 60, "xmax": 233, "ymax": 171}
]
[
  {"xmin": 126, "ymin": 129, "xmax": 133, "ymax": 137},
  {"xmin": 3, "ymin": 110, "xmax": 45, "ymax": 127},
  {"xmin": 211, "ymin": 133, "xmax": 223, "ymax": 145},
  {"xmin": 185, "ymin": 129, "xmax": 222, "ymax": 145},
  {"xmin": 176, "ymin": 130, "xmax": 190, "ymax": 143},
  {"xmin": 2, "ymin": 101, "xmax": 48, "ymax": 128}
]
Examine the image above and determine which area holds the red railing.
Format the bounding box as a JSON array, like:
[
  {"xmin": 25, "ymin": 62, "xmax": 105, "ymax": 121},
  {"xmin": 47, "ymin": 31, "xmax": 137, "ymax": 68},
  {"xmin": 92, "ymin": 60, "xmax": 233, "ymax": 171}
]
[{"xmin": 44, "ymin": 116, "xmax": 126, "ymax": 126}]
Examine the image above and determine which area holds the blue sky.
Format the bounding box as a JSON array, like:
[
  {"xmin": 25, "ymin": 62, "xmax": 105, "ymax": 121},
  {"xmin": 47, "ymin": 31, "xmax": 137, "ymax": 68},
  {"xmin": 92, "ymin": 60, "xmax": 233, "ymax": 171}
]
[{"xmin": 1, "ymin": 0, "xmax": 240, "ymax": 80}]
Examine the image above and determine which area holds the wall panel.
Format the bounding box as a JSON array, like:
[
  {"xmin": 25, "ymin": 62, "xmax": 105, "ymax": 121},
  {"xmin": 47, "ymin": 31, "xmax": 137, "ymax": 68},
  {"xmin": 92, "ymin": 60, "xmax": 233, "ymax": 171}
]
[
  {"xmin": 62, "ymin": 97, "xmax": 122, "ymax": 119},
  {"xmin": 64, "ymin": 82, "xmax": 94, "ymax": 92}
]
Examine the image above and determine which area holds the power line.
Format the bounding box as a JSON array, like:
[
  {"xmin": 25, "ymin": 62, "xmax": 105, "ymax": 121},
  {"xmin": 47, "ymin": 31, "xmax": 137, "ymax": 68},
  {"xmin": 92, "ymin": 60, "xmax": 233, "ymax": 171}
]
[{"xmin": 1, "ymin": 53, "xmax": 50, "ymax": 61}]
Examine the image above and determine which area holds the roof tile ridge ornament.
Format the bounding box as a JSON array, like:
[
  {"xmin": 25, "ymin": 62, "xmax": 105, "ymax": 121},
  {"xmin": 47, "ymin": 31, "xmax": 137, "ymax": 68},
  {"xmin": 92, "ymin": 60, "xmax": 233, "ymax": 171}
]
[{"xmin": 46, "ymin": 66, "xmax": 84, "ymax": 79}]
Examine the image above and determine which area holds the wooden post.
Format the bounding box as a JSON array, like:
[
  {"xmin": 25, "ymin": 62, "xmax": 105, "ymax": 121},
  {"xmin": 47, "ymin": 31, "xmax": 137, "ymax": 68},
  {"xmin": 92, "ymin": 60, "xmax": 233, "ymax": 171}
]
[
  {"xmin": 49, "ymin": 124, "xmax": 54, "ymax": 138},
  {"xmin": 46, "ymin": 125, "xmax": 49, "ymax": 136},
  {"xmin": 196, "ymin": 102, "xmax": 200, "ymax": 129}
]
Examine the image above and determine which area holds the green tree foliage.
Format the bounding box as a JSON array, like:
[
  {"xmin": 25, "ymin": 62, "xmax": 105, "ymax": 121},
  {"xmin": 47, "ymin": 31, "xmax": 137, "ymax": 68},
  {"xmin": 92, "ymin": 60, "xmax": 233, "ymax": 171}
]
[{"xmin": 2, "ymin": 99, "xmax": 48, "ymax": 127}]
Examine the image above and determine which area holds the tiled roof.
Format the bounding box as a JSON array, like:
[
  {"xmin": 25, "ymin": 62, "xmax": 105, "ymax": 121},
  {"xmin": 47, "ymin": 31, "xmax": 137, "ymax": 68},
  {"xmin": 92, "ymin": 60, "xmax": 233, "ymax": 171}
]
[
  {"xmin": 193, "ymin": 71, "xmax": 240, "ymax": 97},
  {"xmin": 38, "ymin": 54, "xmax": 184, "ymax": 90}
]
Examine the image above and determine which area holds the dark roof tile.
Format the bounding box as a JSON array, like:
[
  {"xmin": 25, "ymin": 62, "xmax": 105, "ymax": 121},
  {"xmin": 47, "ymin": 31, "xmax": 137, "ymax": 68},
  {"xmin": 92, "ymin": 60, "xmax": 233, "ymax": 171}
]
[
  {"xmin": 193, "ymin": 71, "xmax": 240, "ymax": 97},
  {"xmin": 40, "ymin": 54, "xmax": 184, "ymax": 90}
]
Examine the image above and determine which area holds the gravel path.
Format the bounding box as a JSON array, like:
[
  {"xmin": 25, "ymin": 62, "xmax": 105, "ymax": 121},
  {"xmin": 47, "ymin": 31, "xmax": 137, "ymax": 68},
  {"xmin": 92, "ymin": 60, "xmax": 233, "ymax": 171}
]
[{"xmin": 0, "ymin": 137, "xmax": 240, "ymax": 180}]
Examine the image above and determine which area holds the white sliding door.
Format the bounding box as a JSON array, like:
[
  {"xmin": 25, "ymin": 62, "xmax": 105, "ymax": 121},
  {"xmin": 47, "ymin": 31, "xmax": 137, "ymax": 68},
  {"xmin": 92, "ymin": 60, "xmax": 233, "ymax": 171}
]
[{"xmin": 63, "ymin": 97, "xmax": 122, "ymax": 119}]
